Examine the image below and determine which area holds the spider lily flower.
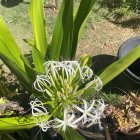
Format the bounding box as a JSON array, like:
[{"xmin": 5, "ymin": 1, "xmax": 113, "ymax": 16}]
[
  {"xmin": 33, "ymin": 75, "xmax": 51, "ymax": 92},
  {"xmin": 86, "ymin": 99, "xmax": 106, "ymax": 127},
  {"xmin": 31, "ymin": 61, "xmax": 105, "ymax": 133},
  {"xmin": 44, "ymin": 61, "xmax": 78, "ymax": 80},
  {"xmin": 30, "ymin": 99, "xmax": 48, "ymax": 116},
  {"xmin": 73, "ymin": 99, "xmax": 96, "ymax": 125},
  {"xmin": 94, "ymin": 76, "xmax": 103, "ymax": 91},
  {"xmin": 30, "ymin": 99, "xmax": 52, "ymax": 132},
  {"xmin": 54, "ymin": 109, "xmax": 77, "ymax": 132},
  {"xmin": 95, "ymin": 99, "xmax": 107, "ymax": 114},
  {"xmin": 34, "ymin": 116, "xmax": 53, "ymax": 132},
  {"xmin": 73, "ymin": 99, "xmax": 105, "ymax": 127},
  {"xmin": 43, "ymin": 61, "xmax": 94, "ymax": 84},
  {"xmin": 33, "ymin": 60, "xmax": 95, "ymax": 100}
]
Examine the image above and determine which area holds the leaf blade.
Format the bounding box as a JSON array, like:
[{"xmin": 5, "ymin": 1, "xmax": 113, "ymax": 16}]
[
  {"xmin": 0, "ymin": 54, "xmax": 32, "ymax": 90},
  {"xmin": 30, "ymin": 0, "xmax": 48, "ymax": 58},
  {"xmin": 0, "ymin": 16, "xmax": 25, "ymax": 70},
  {"xmin": 32, "ymin": 47, "xmax": 45, "ymax": 73},
  {"xmin": 63, "ymin": 127, "xmax": 86, "ymax": 140},
  {"xmin": 51, "ymin": 0, "xmax": 73, "ymax": 60},
  {"xmin": 0, "ymin": 115, "xmax": 36, "ymax": 131},
  {"xmin": 71, "ymin": 0, "xmax": 96, "ymax": 59},
  {"xmin": 82, "ymin": 45, "xmax": 140, "ymax": 97}
]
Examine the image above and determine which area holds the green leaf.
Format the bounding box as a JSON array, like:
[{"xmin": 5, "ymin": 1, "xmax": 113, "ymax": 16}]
[
  {"xmin": 23, "ymin": 39, "xmax": 34, "ymax": 47},
  {"xmin": 20, "ymin": 54, "xmax": 36, "ymax": 83},
  {"xmin": 0, "ymin": 54, "xmax": 32, "ymax": 90},
  {"xmin": 0, "ymin": 16, "xmax": 34, "ymax": 89},
  {"xmin": 82, "ymin": 45, "xmax": 140, "ymax": 97},
  {"xmin": 51, "ymin": 0, "xmax": 73, "ymax": 60},
  {"xmin": 0, "ymin": 115, "xmax": 36, "ymax": 131},
  {"xmin": 0, "ymin": 16, "xmax": 25, "ymax": 71},
  {"xmin": 30, "ymin": 0, "xmax": 48, "ymax": 58},
  {"xmin": 32, "ymin": 47, "xmax": 45, "ymax": 73},
  {"xmin": 63, "ymin": 127, "xmax": 86, "ymax": 140},
  {"xmin": 71, "ymin": 0, "xmax": 96, "ymax": 59},
  {"xmin": 99, "ymin": 45, "xmax": 140, "ymax": 85}
]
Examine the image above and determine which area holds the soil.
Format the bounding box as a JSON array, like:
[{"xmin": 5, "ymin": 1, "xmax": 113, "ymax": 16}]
[
  {"xmin": 77, "ymin": 18, "xmax": 140, "ymax": 57},
  {"xmin": 46, "ymin": 8, "xmax": 140, "ymax": 79},
  {"xmin": 44, "ymin": 8, "xmax": 140, "ymax": 59}
]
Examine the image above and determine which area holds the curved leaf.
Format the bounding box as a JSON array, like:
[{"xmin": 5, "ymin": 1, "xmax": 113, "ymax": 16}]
[
  {"xmin": 62, "ymin": 127, "xmax": 86, "ymax": 140},
  {"xmin": 71, "ymin": 0, "xmax": 96, "ymax": 59},
  {"xmin": 0, "ymin": 115, "xmax": 36, "ymax": 131},
  {"xmin": 82, "ymin": 45, "xmax": 140, "ymax": 97},
  {"xmin": 51, "ymin": 0, "xmax": 73, "ymax": 60},
  {"xmin": 32, "ymin": 47, "xmax": 45, "ymax": 73},
  {"xmin": 0, "ymin": 54, "xmax": 32, "ymax": 89},
  {"xmin": 30, "ymin": 0, "xmax": 48, "ymax": 58},
  {"xmin": 0, "ymin": 16, "xmax": 25, "ymax": 71}
]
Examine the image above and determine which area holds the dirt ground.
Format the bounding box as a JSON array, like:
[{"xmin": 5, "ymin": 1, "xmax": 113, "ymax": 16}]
[
  {"xmin": 77, "ymin": 18, "xmax": 140, "ymax": 58},
  {"xmin": 45, "ymin": 8, "xmax": 140, "ymax": 59}
]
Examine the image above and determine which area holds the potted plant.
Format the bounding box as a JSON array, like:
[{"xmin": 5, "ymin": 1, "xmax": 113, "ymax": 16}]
[
  {"xmin": 104, "ymin": 93, "xmax": 140, "ymax": 140},
  {"xmin": 1, "ymin": 0, "xmax": 140, "ymax": 140}
]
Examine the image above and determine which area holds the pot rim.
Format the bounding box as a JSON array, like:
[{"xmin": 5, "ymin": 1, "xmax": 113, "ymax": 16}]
[{"xmin": 118, "ymin": 36, "xmax": 140, "ymax": 84}]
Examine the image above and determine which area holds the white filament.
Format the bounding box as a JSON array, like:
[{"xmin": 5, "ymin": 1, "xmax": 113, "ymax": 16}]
[
  {"xmin": 54, "ymin": 109, "xmax": 77, "ymax": 132},
  {"xmin": 94, "ymin": 76, "xmax": 103, "ymax": 91}
]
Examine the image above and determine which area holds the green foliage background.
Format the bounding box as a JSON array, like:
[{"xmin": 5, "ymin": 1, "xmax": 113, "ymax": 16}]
[{"xmin": 100, "ymin": 0, "xmax": 140, "ymax": 12}]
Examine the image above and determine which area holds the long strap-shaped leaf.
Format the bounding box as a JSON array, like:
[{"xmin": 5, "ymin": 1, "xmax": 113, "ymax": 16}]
[
  {"xmin": 0, "ymin": 115, "xmax": 36, "ymax": 131},
  {"xmin": 0, "ymin": 54, "xmax": 33, "ymax": 90},
  {"xmin": 58, "ymin": 127, "xmax": 86, "ymax": 140},
  {"xmin": 0, "ymin": 16, "xmax": 36, "ymax": 88},
  {"xmin": 0, "ymin": 117, "xmax": 86, "ymax": 140},
  {"xmin": 63, "ymin": 127, "xmax": 86, "ymax": 140},
  {"xmin": 99, "ymin": 45, "xmax": 140, "ymax": 85},
  {"xmin": 32, "ymin": 47, "xmax": 45, "ymax": 73},
  {"xmin": 71, "ymin": 0, "xmax": 96, "ymax": 59},
  {"xmin": 51, "ymin": 0, "xmax": 73, "ymax": 60},
  {"xmin": 0, "ymin": 16, "xmax": 25, "ymax": 71},
  {"xmin": 83, "ymin": 45, "xmax": 140, "ymax": 97},
  {"xmin": 30, "ymin": 0, "xmax": 48, "ymax": 58}
]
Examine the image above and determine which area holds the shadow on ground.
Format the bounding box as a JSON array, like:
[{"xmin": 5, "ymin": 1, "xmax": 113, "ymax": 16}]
[
  {"xmin": 115, "ymin": 17, "xmax": 140, "ymax": 30},
  {"xmin": 92, "ymin": 54, "xmax": 140, "ymax": 93},
  {"xmin": 104, "ymin": 14, "xmax": 140, "ymax": 30},
  {"xmin": 1, "ymin": 0, "xmax": 23, "ymax": 8}
]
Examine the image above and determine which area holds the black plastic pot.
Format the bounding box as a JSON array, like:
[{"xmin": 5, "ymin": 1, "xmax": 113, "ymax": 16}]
[{"xmin": 118, "ymin": 36, "xmax": 140, "ymax": 84}]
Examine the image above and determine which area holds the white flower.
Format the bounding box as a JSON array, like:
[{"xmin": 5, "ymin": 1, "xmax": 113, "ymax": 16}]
[
  {"xmin": 30, "ymin": 99, "xmax": 52, "ymax": 132},
  {"xmin": 33, "ymin": 75, "xmax": 51, "ymax": 92},
  {"xmin": 94, "ymin": 76, "xmax": 103, "ymax": 91},
  {"xmin": 73, "ymin": 99, "xmax": 96, "ymax": 125},
  {"xmin": 73, "ymin": 99, "xmax": 105, "ymax": 127},
  {"xmin": 33, "ymin": 61, "xmax": 94, "ymax": 98},
  {"xmin": 34, "ymin": 116, "xmax": 53, "ymax": 132},
  {"xmin": 96, "ymin": 99, "xmax": 106, "ymax": 114},
  {"xmin": 31, "ymin": 61, "xmax": 105, "ymax": 132},
  {"xmin": 44, "ymin": 61, "xmax": 93, "ymax": 83},
  {"xmin": 54, "ymin": 109, "xmax": 77, "ymax": 132},
  {"xmin": 30, "ymin": 99, "xmax": 48, "ymax": 116}
]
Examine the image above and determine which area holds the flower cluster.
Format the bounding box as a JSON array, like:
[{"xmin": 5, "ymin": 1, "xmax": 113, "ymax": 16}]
[
  {"xmin": 30, "ymin": 98, "xmax": 106, "ymax": 132},
  {"xmin": 30, "ymin": 61, "xmax": 104, "ymax": 132},
  {"xmin": 34, "ymin": 61, "xmax": 94, "ymax": 96}
]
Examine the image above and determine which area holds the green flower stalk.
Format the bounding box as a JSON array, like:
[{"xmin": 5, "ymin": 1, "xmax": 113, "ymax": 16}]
[{"xmin": 30, "ymin": 61, "xmax": 105, "ymax": 132}]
